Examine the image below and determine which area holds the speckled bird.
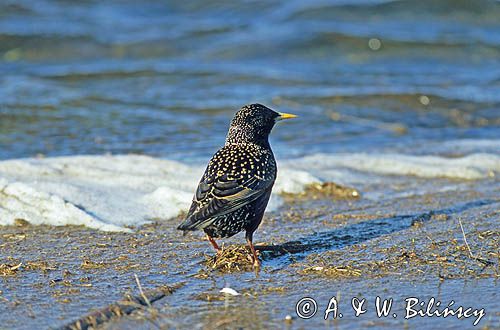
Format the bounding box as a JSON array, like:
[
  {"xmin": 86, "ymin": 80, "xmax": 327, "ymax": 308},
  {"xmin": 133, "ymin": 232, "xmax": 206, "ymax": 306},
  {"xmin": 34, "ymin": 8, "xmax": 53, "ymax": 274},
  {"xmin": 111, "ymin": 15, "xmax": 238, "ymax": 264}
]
[{"xmin": 177, "ymin": 104, "xmax": 296, "ymax": 267}]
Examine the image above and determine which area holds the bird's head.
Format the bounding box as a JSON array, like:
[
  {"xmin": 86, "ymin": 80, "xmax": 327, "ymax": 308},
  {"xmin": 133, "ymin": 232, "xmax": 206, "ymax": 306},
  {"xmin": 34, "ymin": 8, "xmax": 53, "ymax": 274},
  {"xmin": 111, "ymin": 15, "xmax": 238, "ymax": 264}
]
[{"xmin": 225, "ymin": 104, "xmax": 297, "ymax": 146}]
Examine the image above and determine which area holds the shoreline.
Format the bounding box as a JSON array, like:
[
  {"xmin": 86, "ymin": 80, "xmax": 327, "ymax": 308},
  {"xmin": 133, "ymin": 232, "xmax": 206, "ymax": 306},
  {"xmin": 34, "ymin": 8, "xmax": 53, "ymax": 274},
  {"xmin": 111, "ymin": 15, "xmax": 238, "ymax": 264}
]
[{"xmin": 1, "ymin": 180, "xmax": 499, "ymax": 329}]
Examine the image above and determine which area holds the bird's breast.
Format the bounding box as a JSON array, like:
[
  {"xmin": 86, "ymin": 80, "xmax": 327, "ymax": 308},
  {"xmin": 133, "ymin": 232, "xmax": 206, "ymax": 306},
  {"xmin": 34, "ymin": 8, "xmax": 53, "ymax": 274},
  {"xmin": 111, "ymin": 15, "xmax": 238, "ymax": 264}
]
[{"xmin": 207, "ymin": 144, "xmax": 276, "ymax": 181}]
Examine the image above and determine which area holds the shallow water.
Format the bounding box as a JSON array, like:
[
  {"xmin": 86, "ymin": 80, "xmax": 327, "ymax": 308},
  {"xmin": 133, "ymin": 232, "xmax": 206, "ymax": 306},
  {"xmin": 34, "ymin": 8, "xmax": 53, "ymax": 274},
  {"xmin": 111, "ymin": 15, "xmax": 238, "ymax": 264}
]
[{"xmin": 1, "ymin": 0, "xmax": 499, "ymax": 161}]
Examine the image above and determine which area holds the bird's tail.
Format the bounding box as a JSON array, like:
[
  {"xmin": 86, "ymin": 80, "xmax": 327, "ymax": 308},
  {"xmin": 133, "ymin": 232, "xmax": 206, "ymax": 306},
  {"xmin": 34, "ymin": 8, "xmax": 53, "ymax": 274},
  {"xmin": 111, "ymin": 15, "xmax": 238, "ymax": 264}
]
[
  {"xmin": 177, "ymin": 218, "xmax": 197, "ymax": 232},
  {"xmin": 177, "ymin": 215, "xmax": 214, "ymax": 233}
]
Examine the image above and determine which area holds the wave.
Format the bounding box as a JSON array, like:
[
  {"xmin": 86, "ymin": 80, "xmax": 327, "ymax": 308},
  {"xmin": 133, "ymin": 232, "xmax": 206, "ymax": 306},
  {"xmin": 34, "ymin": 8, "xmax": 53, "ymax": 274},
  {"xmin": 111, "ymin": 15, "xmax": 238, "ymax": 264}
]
[
  {"xmin": 0, "ymin": 146, "xmax": 498, "ymax": 232},
  {"xmin": 282, "ymin": 0, "xmax": 500, "ymax": 20}
]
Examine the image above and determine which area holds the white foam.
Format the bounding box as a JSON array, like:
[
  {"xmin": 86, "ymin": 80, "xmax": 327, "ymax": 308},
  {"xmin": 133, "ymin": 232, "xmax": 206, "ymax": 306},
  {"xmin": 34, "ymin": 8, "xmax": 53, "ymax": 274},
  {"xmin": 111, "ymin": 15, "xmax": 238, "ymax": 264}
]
[
  {"xmin": 285, "ymin": 153, "xmax": 499, "ymax": 181},
  {"xmin": 0, "ymin": 151, "xmax": 498, "ymax": 231},
  {"xmin": 415, "ymin": 139, "xmax": 500, "ymax": 155},
  {"xmin": 0, "ymin": 179, "xmax": 125, "ymax": 232},
  {"xmin": 0, "ymin": 155, "xmax": 202, "ymax": 232}
]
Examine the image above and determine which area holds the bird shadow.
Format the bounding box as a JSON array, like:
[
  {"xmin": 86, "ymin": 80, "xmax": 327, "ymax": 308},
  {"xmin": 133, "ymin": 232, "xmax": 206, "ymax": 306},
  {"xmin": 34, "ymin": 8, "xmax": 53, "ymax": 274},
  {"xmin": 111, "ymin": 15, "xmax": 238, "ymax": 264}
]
[{"xmin": 256, "ymin": 199, "xmax": 494, "ymax": 263}]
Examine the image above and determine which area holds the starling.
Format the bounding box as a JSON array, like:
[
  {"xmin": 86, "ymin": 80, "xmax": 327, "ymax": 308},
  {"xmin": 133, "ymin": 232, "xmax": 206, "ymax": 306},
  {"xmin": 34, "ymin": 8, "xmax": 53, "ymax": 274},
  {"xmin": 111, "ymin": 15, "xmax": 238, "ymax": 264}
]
[{"xmin": 177, "ymin": 103, "xmax": 296, "ymax": 267}]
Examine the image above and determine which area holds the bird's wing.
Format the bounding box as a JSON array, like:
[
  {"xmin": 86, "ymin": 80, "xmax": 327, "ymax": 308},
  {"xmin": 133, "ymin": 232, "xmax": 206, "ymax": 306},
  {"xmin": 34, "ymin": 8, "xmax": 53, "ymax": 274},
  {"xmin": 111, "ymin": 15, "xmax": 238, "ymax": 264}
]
[{"xmin": 178, "ymin": 157, "xmax": 275, "ymax": 230}]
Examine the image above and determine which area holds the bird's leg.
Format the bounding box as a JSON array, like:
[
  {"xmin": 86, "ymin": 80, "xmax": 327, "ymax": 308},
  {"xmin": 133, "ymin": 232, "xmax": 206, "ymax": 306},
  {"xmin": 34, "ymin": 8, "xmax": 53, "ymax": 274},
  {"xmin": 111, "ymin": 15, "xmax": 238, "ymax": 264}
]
[
  {"xmin": 206, "ymin": 234, "xmax": 221, "ymax": 253},
  {"xmin": 246, "ymin": 233, "xmax": 260, "ymax": 268}
]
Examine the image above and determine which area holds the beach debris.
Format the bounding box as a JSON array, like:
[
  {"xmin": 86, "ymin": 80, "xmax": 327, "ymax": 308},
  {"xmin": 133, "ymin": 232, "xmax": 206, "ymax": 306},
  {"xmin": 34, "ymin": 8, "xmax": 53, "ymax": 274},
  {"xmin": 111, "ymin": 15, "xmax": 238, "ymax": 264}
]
[
  {"xmin": 220, "ymin": 287, "xmax": 240, "ymax": 296},
  {"xmin": 14, "ymin": 219, "xmax": 30, "ymax": 227},
  {"xmin": 301, "ymin": 264, "xmax": 362, "ymax": 278},
  {"xmin": 457, "ymin": 217, "xmax": 494, "ymax": 266},
  {"xmin": 0, "ymin": 260, "xmax": 57, "ymax": 276},
  {"xmin": 24, "ymin": 260, "xmax": 57, "ymax": 272},
  {"xmin": 206, "ymin": 245, "xmax": 259, "ymax": 272},
  {"xmin": 0, "ymin": 262, "xmax": 22, "ymax": 276},
  {"xmin": 283, "ymin": 182, "xmax": 360, "ymax": 201},
  {"xmin": 59, "ymin": 282, "xmax": 184, "ymax": 330},
  {"xmin": 80, "ymin": 257, "xmax": 107, "ymax": 270},
  {"xmin": 298, "ymin": 228, "xmax": 499, "ymax": 280}
]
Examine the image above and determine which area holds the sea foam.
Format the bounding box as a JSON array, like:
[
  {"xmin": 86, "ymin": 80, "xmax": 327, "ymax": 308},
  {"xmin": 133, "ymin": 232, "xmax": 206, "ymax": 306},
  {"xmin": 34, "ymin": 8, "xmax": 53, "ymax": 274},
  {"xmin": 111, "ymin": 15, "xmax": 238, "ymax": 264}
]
[{"xmin": 0, "ymin": 151, "xmax": 498, "ymax": 231}]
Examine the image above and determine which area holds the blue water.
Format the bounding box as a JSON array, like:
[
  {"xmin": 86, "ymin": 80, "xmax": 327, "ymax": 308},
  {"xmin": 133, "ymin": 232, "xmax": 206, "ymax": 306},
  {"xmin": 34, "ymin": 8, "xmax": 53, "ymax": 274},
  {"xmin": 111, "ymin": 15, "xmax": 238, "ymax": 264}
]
[{"xmin": 1, "ymin": 0, "xmax": 499, "ymax": 162}]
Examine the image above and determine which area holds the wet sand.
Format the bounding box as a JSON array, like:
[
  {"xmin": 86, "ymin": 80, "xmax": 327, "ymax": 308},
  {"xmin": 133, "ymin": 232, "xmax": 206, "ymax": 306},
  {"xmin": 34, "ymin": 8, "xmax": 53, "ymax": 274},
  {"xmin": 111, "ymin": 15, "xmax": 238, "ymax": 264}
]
[{"xmin": 0, "ymin": 178, "xmax": 499, "ymax": 330}]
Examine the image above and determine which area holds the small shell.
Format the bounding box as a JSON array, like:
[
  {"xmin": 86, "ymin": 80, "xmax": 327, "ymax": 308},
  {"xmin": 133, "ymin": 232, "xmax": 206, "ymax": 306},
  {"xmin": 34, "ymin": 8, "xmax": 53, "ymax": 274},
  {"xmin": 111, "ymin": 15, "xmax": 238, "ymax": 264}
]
[{"xmin": 220, "ymin": 287, "xmax": 240, "ymax": 296}]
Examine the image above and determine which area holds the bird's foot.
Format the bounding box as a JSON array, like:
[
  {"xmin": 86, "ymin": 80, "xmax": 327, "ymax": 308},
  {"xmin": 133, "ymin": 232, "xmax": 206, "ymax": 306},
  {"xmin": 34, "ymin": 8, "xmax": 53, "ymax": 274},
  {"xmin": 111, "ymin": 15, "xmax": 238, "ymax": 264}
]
[
  {"xmin": 246, "ymin": 237, "xmax": 261, "ymax": 270},
  {"xmin": 253, "ymin": 257, "xmax": 261, "ymax": 269}
]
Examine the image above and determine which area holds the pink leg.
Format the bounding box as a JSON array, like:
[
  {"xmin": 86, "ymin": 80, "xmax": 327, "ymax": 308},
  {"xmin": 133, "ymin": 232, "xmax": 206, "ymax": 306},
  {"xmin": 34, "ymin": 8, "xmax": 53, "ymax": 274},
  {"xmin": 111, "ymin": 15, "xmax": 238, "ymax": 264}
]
[
  {"xmin": 206, "ymin": 234, "xmax": 220, "ymax": 252},
  {"xmin": 246, "ymin": 237, "xmax": 261, "ymax": 268}
]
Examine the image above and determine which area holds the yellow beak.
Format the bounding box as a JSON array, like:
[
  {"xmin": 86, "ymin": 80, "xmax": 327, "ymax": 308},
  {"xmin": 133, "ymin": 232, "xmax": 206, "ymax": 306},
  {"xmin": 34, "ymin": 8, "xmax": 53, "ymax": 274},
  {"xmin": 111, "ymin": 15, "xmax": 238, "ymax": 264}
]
[{"xmin": 276, "ymin": 112, "xmax": 298, "ymax": 121}]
